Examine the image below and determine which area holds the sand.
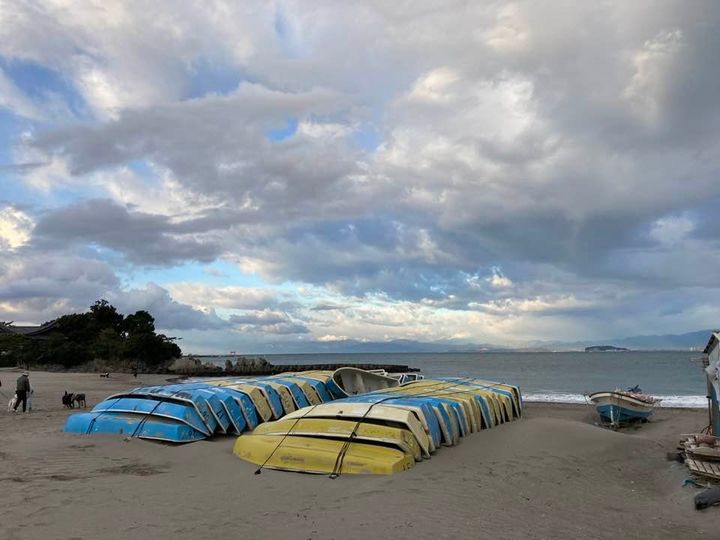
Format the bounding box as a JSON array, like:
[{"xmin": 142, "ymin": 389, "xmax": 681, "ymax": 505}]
[{"xmin": 1, "ymin": 370, "xmax": 720, "ymax": 540}]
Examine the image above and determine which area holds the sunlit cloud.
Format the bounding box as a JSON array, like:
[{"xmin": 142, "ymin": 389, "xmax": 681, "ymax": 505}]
[{"xmin": 0, "ymin": 1, "xmax": 719, "ymax": 350}]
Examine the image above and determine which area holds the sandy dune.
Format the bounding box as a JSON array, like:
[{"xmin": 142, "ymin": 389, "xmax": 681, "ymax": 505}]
[{"xmin": 1, "ymin": 370, "xmax": 719, "ymax": 539}]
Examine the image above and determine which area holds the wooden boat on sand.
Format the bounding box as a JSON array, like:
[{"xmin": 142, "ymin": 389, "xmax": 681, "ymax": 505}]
[{"xmin": 588, "ymin": 388, "xmax": 660, "ymax": 426}]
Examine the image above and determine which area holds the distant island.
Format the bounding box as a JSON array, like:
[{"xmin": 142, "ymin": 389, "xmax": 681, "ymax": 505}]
[{"xmin": 585, "ymin": 345, "xmax": 630, "ymax": 352}]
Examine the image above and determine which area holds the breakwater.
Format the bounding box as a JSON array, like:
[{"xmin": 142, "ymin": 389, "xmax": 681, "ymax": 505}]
[{"xmin": 170, "ymin": 355, "xmax": 419, "ymax": 377}]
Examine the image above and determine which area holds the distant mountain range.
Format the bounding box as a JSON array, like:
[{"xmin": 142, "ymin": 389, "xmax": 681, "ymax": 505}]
[
  {"xmin": 257, "ymin": 338, "xmax": 496, "ymax": 355},
  {"xmin": 543, "ymin": 329, "xmax": 715, "ymax": 352},
  {"xmin": 249, "ymin": 329, "xmax": 717, "ymax": 354}
]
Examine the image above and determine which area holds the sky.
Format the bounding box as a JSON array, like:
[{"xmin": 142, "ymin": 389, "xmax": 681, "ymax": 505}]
[{"xmin": 1, "ymin": 1, "xmax": 720, "ymax": 353}]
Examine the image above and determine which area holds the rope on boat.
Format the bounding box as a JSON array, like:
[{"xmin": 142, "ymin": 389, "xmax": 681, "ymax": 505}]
[
  {"xmin": 329, "ymin": 377, "xmax": 484, "ymax": 479},
  {"xmin": 251, "ymin": 376, "xmax": 521, "ymax": 479},
  {"xmin": 253, "ymin": 403, "xmax": 321, "ymax": 475},
  {"xmin": 127, "ymin": 389, "xmax": 189, "ymax": 439},
  {"xmin": 86, "ymin": 387, "xmax": 188, "ymax": 438}
]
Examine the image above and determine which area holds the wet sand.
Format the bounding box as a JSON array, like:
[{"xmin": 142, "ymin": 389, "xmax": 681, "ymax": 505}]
[{"xmin": 1, "ymin": 370, "xmax": 719, "ymax": 539}]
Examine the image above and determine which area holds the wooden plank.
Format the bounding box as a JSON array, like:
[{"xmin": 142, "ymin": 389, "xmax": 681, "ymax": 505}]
[{"xmin": 688, "ymin": 458, "xmax": 720, "ymax": 480}]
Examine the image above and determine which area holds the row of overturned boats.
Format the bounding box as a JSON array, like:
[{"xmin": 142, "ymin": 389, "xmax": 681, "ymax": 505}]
[{"xmin": 64, "ymin": 368, "xmax": 522, "ymax": 475}]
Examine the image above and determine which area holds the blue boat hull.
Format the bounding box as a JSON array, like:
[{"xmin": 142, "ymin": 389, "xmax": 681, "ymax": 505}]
[
  {"xmin": 289, "ymin": 376, "xmax": 334, "ymax": 403},
  {"xmin": 64, "ymin": 412, "xmax": 207, "ymax": 443},
  {"xmin": 270, "ymin": 379, "xmax": 311, "ymax": 409},
  {"xmin": 92, "ymin": 396, "xmax": 211, "ymax": 435},
  {"xmin": 596, "ymin": 404, "xmax": 653, "ymax": 423}
]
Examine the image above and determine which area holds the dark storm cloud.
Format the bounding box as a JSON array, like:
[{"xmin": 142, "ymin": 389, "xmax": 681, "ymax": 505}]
[{"xmin": 33, "ymin": 198, "xmax": 223, "ymax": 265}]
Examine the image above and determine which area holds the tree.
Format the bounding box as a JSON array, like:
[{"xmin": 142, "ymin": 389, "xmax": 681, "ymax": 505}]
[
  {"xmin": 0, "ymin": 334, "xmax": 27, "ymax": 367},
  {"xmin": 89, "ymin": 299, "xmax": 123, "ymax": 331},
  {"xmin": 121, "ymin": 311, "xmax": 155, "ymax": 337},
  {"xmin": 93, "ymin": 328, "xmax": 125, "ymax": 362},
  {"xmin": 56, "ymin": 313, "xmax": 93, "ymax": 343},
  {"xmin": 0, "ymin": 300, "xmax": 182, "ymax": 369}
]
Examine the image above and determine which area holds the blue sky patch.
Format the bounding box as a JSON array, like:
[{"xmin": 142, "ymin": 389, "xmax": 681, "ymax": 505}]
[
  {"xmin": 266, "ymin": 117, "xmax": 298, "ymax": 142},
  {"xmin": 184, "ymin": 59, "xmax": 248, "ymax": 100},
  {"xmin": 0, "ymin": 56, "xmax": 87, "ymax": 119}
]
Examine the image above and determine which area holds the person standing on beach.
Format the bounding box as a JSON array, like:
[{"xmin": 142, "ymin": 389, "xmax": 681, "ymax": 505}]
[
  {"xmin": 13, "ymin": 371, "xmax": 31, "ymax": 413},
  {"xmin": 27, "ymin": 378, "xmax": 34, "ymax": 411}
]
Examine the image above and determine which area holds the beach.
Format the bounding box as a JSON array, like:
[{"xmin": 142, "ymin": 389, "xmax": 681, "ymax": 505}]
[{"xmin": 2, "ymin": 370, "xmax": 720, "ymax": 540}]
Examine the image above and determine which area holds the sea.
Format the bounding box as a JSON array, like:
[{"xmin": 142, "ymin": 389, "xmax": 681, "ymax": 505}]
[{"xmin": 257, "ymin": 351, "xmax": 707, "ymax": 408}]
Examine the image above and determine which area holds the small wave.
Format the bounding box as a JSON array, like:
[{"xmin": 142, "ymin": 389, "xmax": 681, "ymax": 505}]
[{"xmin": 523, "ymin": 392, "xmax": 707, "ymax": 408}]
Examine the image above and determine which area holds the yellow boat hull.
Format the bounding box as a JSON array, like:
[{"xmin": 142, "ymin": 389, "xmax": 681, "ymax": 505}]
[
  {"xmin": 267, "ymin": 375, "xmax": 323, "ymax": 405},
  {"xmin": 465, "ymin": 379, "xmax": 522, "ymax": 418},
  {"xmin": 283, "ymin": 403, "xmax": 432, "ymax": 458},
  {"xmin": 233, "ymin": 435, "xmax": 415, "ymax": 475},
  {"xmin": 253, "ymin": 417, "xmax": 423, "ymax": 461},
  {"xmin": 263, "ymin": 381, "xmax": 297, "ymax": 415},
  {"xmin": 206, "ymin": 381, "xmax": 274, "ymax": 422}
]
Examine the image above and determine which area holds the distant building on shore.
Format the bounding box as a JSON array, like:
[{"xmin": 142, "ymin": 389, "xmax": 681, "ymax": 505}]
[{"xmin": 0, "ymin": 321, "xmax": 60, "ymax": 340}]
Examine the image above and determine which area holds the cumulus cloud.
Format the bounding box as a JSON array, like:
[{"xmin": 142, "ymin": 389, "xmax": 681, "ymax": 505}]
[
  {"xmin": 1, "ymin": 1, "xmax": 720, "ymax": 347},
  {"xmin": 0, "ymin": 250, "xmax": 119, "ymax": 322},
  {"xmin": 229, "ymin": 309, "xmax": 309, "ymax": 335},
  {"xmin": 33, "ymin": 198, "xmax": 223, "ymax": 265},
  {"xmin": 0, "ymin": 206, "xmax": 33, "ymax": 250},
  {"xmin": 166, "ymin": 283, "xmax": 296, "ymax": 311},
  {"xmin": 110, "ymin": 283, "xmax": 229, "ymax": 331}
]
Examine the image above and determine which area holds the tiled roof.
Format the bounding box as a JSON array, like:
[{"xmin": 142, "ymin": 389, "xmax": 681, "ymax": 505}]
[{"xmin": 0, "ymin": 320, "xmax": 59, "ymax": 336}]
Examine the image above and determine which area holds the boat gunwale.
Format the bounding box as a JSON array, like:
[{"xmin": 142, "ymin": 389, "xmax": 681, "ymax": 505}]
[
  {"xmin": 588, "ymin": 391, "xmax": 660, "ymax": 409},
  {"xmin": 91, "ymin": 400, "xmax": 211, "ymax": 435},
  {"xmin": 106, "ymin": 391, "xmax": 216, "ymax": 434}
]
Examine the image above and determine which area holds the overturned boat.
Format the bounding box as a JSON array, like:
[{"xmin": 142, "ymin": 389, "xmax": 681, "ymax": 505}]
[
  {"xmin": 63, "ymin": 372, "xmax": 341, "ymax": 443},
  {"xmin": 233, "ymin": 376, "xmax": 522, "ymax": 475},
  {"xmin": 331, "ymin": 367, "xmax": 400, "ymax": 396},
  {"xmin": 234, "ymin": 434, "xmax": 415, "ymax": 475}
]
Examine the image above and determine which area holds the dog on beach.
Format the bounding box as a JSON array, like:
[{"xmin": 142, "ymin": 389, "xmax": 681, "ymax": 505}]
[
  {"xmin": 62, "ymin": 391, "xmax": 75, "ymax": 408},
  {"xmin": 62, "ymin": 391, "xmax": 87, "ymax": 409},
  {"xmin": 7, "ymin": 393, "xmax": 17, "ymax": 412},
  {"xmin": 99, "ymin": 372, "xmax": 110, "ymax": 378}
]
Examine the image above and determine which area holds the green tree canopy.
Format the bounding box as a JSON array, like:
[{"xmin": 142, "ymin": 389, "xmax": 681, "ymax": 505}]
[{"xmin": 0, "ymin": 300, "xmax": 182, "ymax": 369}]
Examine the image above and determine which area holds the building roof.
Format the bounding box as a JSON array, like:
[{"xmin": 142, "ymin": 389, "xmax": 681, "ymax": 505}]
[{"xmin": 0, "ymin": 320, "xmax": 59, "ymax": 337}]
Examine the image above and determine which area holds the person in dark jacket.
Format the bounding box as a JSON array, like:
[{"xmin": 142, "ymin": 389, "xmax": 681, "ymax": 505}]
[{"xmin": 13, "ymin": 372, "xmax": 31, "ymax": 413}]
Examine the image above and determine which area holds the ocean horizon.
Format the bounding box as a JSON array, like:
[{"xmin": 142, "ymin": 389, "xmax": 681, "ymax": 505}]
[{"xmin": 208, "ymin": 350, "xmax": 708, "ymax": 408}]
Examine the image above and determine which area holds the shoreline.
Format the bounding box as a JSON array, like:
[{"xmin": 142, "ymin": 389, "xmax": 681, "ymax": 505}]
[
  {"xmin": 2, "ymin": 371, "xmax": 720, "ymax": 539},
  {"xmin": 523, "ymin": 392, "xmax": 708, "ymax": 408},
  {"xmin": 2, "ymin": 366, "xmax": 706, "ymax": 408}
]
